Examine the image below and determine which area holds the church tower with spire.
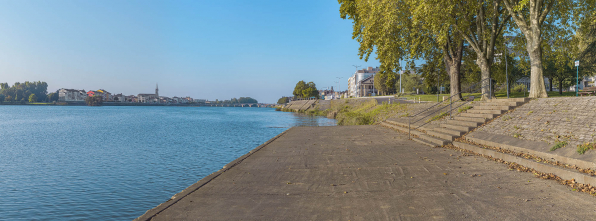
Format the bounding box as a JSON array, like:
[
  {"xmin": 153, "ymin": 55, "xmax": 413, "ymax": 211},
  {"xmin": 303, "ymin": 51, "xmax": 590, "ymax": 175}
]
[{"xmin": 155, "ymin": 83, "xmax": 159, "ymax": 97}]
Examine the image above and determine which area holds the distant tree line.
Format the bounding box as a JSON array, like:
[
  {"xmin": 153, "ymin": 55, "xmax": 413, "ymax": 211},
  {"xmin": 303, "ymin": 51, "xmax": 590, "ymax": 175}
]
[
  {"xmin": 293, "ymin": 81, "xmax": 319, "ymax": 99},
  {"xmin": 277, "ymin": 97, "xmax": 289, "ymax": 104},
  {"xmin": 215, "ymin": 97, "xmax": 258, "ymax": 104},
  {"xmin": 0, "ymin": 81, "xmax": 49, "ymax": 102}
]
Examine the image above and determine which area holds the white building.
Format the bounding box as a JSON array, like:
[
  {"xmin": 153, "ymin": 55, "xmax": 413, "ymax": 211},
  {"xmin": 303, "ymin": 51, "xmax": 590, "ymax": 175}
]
[
  {"xmin": 138, "ymin": 84, "xmax": 160, "ymax": 103},
  {"xmin": 569, "ymin": 76, "xmax": 596, "ymax": 91},
  {"xmin": 58, "ymin": 88, "xmax": 87, "ymax": 102},
  {"xmin": 348, "ymin": 67, "xmax": 380, "ymax": 98}
]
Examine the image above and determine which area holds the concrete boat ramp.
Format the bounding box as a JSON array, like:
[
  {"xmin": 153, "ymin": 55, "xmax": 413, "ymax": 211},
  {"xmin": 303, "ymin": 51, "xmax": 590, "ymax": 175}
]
[{"xmin": 136, "ymin": 126, "xmax": 596, "ymax": 221}]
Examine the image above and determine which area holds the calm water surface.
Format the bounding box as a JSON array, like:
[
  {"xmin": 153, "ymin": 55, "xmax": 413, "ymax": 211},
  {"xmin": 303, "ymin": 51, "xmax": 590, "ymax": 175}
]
[{"xmin": 0, "ymin": 106, "xmax": 335, "ymax": 220}]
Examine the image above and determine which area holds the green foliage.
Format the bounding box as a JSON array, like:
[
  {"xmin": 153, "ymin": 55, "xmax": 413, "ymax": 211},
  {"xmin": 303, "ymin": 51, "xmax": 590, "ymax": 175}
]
[
  {"xmin": 85, "ymin": 95, "xmax": 103, "ymax": 106},
  {"xmin": 5, "ymin": 95, "xmax": 13, "ymax": 101},
  {"xmin": 511, "ymin": 84, "xmax": 527, "ymax": 93},
  {"xmin": 237, "ymin": 97, "xmax": 258, "ymax": 103},
  {"xmin": 374, "ymin": 70, "xmax": 397, "ymax": 95},
  {"xmin": 402, "ymin": 72, "xmax": 424, "ymax": 93},
  {"xmin": 293, "ymin": 81, "xmax": 319, "ymax": 99},
  {"xmin": 47, "ymin": 93, "xmax": 59, "ymax": 102},
  {"xmin": 0, "ymin": 94, "xmax": 4, "ymax": 103},
  {"xmin": 0, "ymin": 81, "xmax": 48, "ymax": 103},
  {"xmin": 220, "ymin": 97, "xmax": 258, "ymax": 104},
  {"xmin": 277, "ymin": 97, "xmax": 289, "ymax": 104},
  {"xmin": 550, "ymin": 141, "xmax": 568, "ymax": 151},
  {"xmin": 28, "ymin": 94, "xmax": 37, "ymax": 103},
  {"xmin": 577, "ymin": 142, "xmax": 596, "ymax": 154}
]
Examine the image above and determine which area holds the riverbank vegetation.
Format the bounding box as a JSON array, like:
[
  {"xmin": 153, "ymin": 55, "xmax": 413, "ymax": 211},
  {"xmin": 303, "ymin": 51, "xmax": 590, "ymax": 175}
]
[
  {"xmin": 0, "ymin": 81, "xmax": 49, "ymax": 102},
  {"xmin": 85, "ymin": 95, "xmax": 103, "ymax": 106},
  {"xmin": 284, "ymin": 99, "xmax": 409, "ymax": 126}
]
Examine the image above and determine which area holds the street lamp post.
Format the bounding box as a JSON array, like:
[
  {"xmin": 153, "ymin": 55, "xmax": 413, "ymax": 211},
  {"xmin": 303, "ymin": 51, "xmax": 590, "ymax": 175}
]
[{"xmin": 336, "ymin": 77, "xmax": 343, "ymax": 99}]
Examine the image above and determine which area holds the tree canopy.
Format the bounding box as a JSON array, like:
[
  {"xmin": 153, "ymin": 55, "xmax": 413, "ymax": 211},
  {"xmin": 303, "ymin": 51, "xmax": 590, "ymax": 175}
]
[
  {"xmin": 277, "ymin": 97, "xmax": 290, "ymax": 104},
  {"xmin": 85, "ymin": 95, "xmax": 103, "ymax": 106},
  {"xmin": 293, "ymin": 81, "xmax": 319, "ymax": 99},
  {"xmin": 339, "ymin": 0, "xmax": 593, "ymax": 99},
  {"xmin": 0, "ymin": 81, "xmax": 48, "ymax": 102}
]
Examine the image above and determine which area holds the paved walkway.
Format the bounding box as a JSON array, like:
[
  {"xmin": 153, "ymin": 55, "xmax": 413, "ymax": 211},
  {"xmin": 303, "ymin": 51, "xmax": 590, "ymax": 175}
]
[{"xmin": 140, "ymin": 126, "xmax": 596, "ymax": 221}]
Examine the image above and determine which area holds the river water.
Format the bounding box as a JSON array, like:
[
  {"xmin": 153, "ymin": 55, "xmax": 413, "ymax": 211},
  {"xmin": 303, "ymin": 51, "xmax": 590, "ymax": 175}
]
[{"xmin": 0, "ymin": 106, "xmax": 335, "ymax": 220}]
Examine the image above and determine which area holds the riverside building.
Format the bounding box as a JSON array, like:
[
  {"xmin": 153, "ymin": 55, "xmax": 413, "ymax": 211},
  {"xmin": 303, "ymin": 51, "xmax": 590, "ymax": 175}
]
[{"xmin": 347, "ymin": 66, "xmax": 380, "ymax": 98}]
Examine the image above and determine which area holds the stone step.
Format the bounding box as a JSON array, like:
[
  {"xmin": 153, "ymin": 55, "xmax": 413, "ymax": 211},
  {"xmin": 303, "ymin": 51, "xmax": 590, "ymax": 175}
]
[
  {"xmin": 418, "ymin": 134, "xmax": 451, "ymax": 146},
  {"xmin": 453, "ymin": 116, "xmax": 489, "ymax": 123},
  {"xmin": 467, "ymin": 109, "xmax": 505, "ymax": 115},
  {"xmin": 460, "ymin": 112, "xmax": 497, "ymax": 119},
  {"xmin": 385, "ymin": 120, "xmax": 409, "ymax": 128},
  {"xmin": 478, "ymin": 101, "xmax": 523, "ymax": 107},
  {"xmin": 441, "ymin": 123, "xmax": 473, "ymax": 131},
  {"xmin": 488, "ymin": 98, "xmax": 530, "ymax": 103},
  {"xmin": 444, "ymin": 120, "xmax": 482, "ymax": 127},
  {"xmin": 412, "ymin": 137, "xmax": 436, "ymax": 147},
  {"xmin": 432, "ymin": 127, "xmax": 467, "ymax": 136},
  {"xmin": 473, "ymin": 105, "xmax": 512, "ymax": 110},
  {"xmin": 426, "ymin": 130, "xmax": 456, "ymax": 141},
  {"xmin": 380, "ymin": 122, "xmax": 424, "ymax": 136}
]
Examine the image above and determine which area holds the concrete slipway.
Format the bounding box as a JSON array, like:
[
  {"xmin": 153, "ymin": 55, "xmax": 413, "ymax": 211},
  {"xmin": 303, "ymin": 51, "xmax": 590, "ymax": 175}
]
[{"xmin": 136, "ymin": 126, "xmax": 596, "ymax": 221}]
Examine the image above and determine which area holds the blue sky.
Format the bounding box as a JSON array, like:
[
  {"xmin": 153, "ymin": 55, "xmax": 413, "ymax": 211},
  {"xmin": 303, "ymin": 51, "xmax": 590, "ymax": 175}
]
[{"xmin": 0, "ymin": 0, "xmax": 380, "ymax": 103}]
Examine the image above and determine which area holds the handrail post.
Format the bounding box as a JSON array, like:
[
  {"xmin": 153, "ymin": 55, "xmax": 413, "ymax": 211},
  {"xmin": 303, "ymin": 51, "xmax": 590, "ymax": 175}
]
[
  {"xmin": 408, "ymin": 117, "xmax": 411, "ymax": 140},
  {"xmin": 450, "ymin": 96, "xmax": 452, "ymax": 117}
]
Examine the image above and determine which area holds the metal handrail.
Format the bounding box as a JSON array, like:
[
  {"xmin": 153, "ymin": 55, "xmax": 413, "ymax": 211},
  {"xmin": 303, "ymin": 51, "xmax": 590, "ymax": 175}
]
[{"xmin": 408, "ymin": 78, "xmax": 493, "ymax": 139}]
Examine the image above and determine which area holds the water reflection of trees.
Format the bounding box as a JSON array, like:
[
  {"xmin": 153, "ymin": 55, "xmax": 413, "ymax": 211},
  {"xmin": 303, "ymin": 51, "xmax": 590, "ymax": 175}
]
[{"xmin": 291, "ymin": 113, "xmax": 336, "ymax": 127}]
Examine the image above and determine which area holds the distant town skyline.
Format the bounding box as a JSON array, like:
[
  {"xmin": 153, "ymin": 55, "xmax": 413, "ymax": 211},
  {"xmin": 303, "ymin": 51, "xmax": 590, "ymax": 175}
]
[{"xmin": 0, "ymin": 0, "xmax": 381, "ymax": 103}]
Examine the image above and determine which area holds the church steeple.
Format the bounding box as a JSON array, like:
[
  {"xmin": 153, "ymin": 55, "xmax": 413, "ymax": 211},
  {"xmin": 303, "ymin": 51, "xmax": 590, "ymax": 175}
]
[{"xmin": 155, "ymin": 83, "xmax": 159, "ymax": 97}]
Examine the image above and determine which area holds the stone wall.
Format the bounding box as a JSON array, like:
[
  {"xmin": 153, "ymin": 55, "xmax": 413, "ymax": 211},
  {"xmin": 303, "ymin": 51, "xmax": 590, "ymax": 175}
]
[{"xmin": 476, "ymin": 97, "xmax": 596, "ymax": 148}]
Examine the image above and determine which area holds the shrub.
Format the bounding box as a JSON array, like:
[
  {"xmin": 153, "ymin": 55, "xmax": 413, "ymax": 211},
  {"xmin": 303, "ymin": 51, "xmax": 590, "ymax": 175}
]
[
  {"xmin": 511, "ymin": 84, "xmax": 528, "ymax": 93},
  {"xmin": 577, "ymin": 142, "xmax": 596, "ymax": 154},
  {"xmin": 550, "ymin": 141, "xmax": 567, "ymax": 151}
]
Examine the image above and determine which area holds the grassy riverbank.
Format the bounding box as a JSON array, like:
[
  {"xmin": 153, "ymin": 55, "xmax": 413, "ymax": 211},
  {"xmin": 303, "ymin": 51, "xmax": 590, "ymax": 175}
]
[{"xmin": 284, "ymin": 99, "xmax": 409, "ymax": 126}]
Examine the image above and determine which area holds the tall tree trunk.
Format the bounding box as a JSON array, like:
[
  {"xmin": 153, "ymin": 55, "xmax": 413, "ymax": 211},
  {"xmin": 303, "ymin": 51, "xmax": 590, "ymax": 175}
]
[
  {"xmin": 443, "ymin": 38, "xmax": 464, "ymax": 100},
  {"xmin": 559, "ymin": 79, "xmax": 563, "ymax": 95},
  {"xmin": 549, "ymin": 77, "xmax": 553, "ymax": 91},
  {"xmin": 527, "ymin": 33, "xmax": 548, "ymax": 98},
  {"xmin": 476, "ymin": 55, "xmax": 492, "ymax": 100}
]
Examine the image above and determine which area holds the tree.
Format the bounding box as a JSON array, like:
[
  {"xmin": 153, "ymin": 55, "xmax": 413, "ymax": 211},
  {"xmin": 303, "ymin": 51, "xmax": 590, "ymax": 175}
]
[
  {"xmin": 238, "ymin": 97, "xmax": 258, "ymax": 103},
  {"xmin": 5, "ymin": 95, "xmax": 12, "ymax": 102},
  {"xmin": 47, "ymin": 93, "xmax": 59, "ymax": 102},
  {"xmin": 501, "ymin": 0, "xmax": 576, "ymax": 98},
  {"xmin": 339, "ymin": 0, "xmax": 466, "ymax": 99},
  {"xmin": 402, "ymin": 72, "xmax": 424, "ymax": 93},
  {"xmin": 85, "ymin": 95, "xmax": 103, "ymax": 106},
  {"xmin": 293, "ymin": 80, "xmax": 319, "ymax": 99},
  {"xmin": 412, "ymin": 0, "xmax": 511, "ymax": 100},
  {"xmin": 277, "ymin": 97, "xmax": 290, "ymax": 104},
  {"xmin": 374, "ymin": 70, "xmax": 397, "ymax": 95},
  {"xmin": 28, "ymin": 94, "xmax": 37, "ymax": 103},
  {"xmin": 293, "ymin": 81, "xmax": 308, "ymax": 98},
  {"xmin": 0, "ymin": 94, "xmax": 4, "ymax": 103}
]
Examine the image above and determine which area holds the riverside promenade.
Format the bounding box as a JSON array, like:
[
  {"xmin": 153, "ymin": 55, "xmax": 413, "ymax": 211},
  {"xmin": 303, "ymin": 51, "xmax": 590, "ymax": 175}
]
[{"xmin": 137, "ymin": 126, "xmax": 596, "ymax": 220}]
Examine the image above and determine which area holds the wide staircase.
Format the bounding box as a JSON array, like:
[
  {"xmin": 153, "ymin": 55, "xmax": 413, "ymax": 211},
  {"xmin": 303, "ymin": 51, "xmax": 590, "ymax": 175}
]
[{"xmin": 381, "ymin": 98, "xmax": 530, "ymax": 147}]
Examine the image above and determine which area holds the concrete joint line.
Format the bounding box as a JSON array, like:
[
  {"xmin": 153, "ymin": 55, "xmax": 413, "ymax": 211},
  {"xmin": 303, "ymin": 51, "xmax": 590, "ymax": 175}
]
[{"xmin": 134, "ymin": 128, "xmax": 293, "ymax": 221}]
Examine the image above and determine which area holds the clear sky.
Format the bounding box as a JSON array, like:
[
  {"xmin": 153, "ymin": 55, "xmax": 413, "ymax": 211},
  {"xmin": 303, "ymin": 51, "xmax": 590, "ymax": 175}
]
[{"xmin": 0, "ymin": 0, "xmax": 380, "ymax": 103}]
